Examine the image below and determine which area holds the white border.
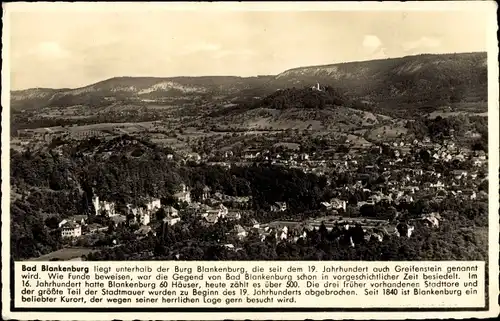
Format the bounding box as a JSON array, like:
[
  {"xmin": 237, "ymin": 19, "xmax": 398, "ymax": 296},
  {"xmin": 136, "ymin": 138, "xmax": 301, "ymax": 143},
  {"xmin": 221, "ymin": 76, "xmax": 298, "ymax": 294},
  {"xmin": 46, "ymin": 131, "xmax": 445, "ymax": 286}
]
[
  {"xmin": 1, "ymin": 1, "xmax": 497, "ymax": 12},
  {"xmin": 2, "ymin": 2, "xmax": 499, "ymax": 320}
]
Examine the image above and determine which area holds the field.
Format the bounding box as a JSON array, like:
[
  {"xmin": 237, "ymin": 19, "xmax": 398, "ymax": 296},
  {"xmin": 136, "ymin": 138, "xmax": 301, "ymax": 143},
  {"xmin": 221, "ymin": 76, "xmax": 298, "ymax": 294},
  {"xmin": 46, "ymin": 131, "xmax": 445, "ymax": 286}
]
[
  {"xmin": 206, "ymin": 106, "xmax": 383, "ymax": 133},
  {"xmin": 367, "ymin": 124, "xmax": 408, "ymax": 142},
  {"xmin": 344, "ymin": 108, "xmax": 379, "ymax": 126},
  {"xmin": 26, "ymin": 247, "xmax": 98, "ymax": 261},
  {"xmin": 427, "ymin": 111, "xmax": 489, "ymax": 119},
  {"xmin": 346, "ymin": 134, "xmax": 372, "ymax": 147},
  {"xmin": 66, "ymin": 121, "xmax": 159, "ymax": 132},
  {"xmin": 273, "ymin": 142, "xmax": 300, "ymax": 150}
]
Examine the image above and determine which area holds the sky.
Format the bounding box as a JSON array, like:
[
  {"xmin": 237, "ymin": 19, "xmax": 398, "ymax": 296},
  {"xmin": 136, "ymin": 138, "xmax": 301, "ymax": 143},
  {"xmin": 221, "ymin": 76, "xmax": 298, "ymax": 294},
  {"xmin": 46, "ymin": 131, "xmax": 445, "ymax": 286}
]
[{"xmin": 6, "ymin": 3, "xmax": 491, "ymax": 90}]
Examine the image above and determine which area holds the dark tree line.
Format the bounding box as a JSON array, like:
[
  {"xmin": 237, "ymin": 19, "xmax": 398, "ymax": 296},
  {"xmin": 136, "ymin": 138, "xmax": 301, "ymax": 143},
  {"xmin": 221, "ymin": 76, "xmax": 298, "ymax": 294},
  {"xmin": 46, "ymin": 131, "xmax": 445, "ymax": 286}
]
[
  {"xmin": 85, "ymin": 206, "xmax": 487, "ymax": 262},
  {"xmin": 254, "ymin": 86, "xmax": 369, "ymax": 111}
]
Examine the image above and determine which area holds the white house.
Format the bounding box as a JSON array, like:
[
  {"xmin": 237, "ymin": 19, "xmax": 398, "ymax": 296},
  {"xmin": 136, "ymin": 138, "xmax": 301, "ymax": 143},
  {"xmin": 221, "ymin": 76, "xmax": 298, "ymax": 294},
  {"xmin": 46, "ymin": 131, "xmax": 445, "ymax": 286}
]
[
  {"xmin": 218, "ymin": 204, "xmax": 229, "ymax": 217},
  {"xmin": 163, "ymin": 215, "xmax": 181, "ymax": 226},
  {"xmin": 233, "ymin": 225, "xmax": 247, "ymax": 239},
  {"xmin": 146, "ymin": 198, "xmax": 161, "ymax": 212},
  {"xmin": 140, "ymin": 213, "xmax": 150, "ymax": 226},
  {"xmin": 165, "ymin": 206, "xmax": 179, "ymax": 217},
  {"xmin": 61, "ymin": 222, "xmax": 82, "ymax": 238},
  {"xmin": 330, "ymin": 198, "xmax": 347, "ymax": 211}
]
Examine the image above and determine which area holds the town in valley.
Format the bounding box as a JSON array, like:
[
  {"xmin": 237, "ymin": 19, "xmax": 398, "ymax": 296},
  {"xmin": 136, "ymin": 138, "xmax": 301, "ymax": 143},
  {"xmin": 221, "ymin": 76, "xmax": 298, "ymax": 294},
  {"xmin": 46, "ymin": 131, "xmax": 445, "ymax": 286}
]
[
  {"xmin": 8, "ymin": 10, "xmax": 489, "ymax": 262},
  {"xmin": 11, "ymin": 53, "xmax": 489, "ymax": 262}
]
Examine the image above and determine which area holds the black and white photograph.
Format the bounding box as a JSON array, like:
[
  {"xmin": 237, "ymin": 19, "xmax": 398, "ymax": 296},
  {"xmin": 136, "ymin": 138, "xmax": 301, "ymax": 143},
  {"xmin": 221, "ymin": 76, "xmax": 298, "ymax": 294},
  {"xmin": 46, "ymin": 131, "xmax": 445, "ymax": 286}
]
[{"xmin": 6, "ymin": 4, "xmax": 493, "ymax": 264}]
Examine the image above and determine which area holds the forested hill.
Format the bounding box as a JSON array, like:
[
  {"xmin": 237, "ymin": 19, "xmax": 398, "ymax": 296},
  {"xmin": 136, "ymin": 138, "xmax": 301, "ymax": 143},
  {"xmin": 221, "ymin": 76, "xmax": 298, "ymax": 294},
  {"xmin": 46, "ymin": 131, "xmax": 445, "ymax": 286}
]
[
  {"xmin": 253, "ymin": 86, "xmax": 368, "ymax": 111},
  {"xmin": 266, "ymin": 52, "xmax": 488, "ymax": 116},
  {"xmin": 10, "ymin": 135, "xmax": 332, "ymax": 259}
]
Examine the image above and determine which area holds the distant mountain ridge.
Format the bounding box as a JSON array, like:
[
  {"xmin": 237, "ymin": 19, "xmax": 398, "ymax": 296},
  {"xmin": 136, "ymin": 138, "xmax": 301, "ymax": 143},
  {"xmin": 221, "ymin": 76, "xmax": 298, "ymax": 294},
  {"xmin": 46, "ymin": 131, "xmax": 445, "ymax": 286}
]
[
  {"xmin": 266, "ymin": 52, "xmax": 487, "ymax": 115},
  {"xmin": 11, "ymin": 76, "xmax": 274, "ymax": 110},
  {"xmin": 11, "ymin": 52, "xmax": 487, "ymax": 115}
]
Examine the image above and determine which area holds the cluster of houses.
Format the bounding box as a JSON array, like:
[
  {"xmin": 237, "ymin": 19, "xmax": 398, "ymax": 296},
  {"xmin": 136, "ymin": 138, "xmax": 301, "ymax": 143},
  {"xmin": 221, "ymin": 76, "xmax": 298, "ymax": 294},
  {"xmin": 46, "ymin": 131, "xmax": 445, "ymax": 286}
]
[
  {"xmin": 57, "ymin": 182, "xmax": 252, "ymax": 239},
  {"xmin": 203, "ymin": 142, "xmax": 487, "ymax": 250},
  {"xmin": 221, "ymin": 210, "xmax": 442, "ymax": 251},
  {"xmin": 418, "ymin": 139, "xmax": 486, "ymax": 164},
  {"xmin": 172, "ymin": 132, "xmax": 487, "ymax": 175},
  {"xmin": 17, "ymin": 128, "xmax": 65, "ymax": 142},
  {"xmin": 196, "ymin": 133, "xmax": 487, "ymax": 172},
  {"xmin": 59, "ymin": 194, "xmax": 167, "ymax": 238},
  {"xmin": 55, "ymin": 132, "xmax": 486, "ymax": 253},
  {"xmin": 211, "ymin": 142, "xmax": 486, "ymax": 249},
  {"xmin": 59, "ymin": 218, "xmax": 85, "ymax": 238},
  {"xmin": 16, "ymin": 127, "xmax": 107, "ymax": 143},
  {"xmin": 183, "ymin": 195, "xmax": 251, "ymax": 225}
]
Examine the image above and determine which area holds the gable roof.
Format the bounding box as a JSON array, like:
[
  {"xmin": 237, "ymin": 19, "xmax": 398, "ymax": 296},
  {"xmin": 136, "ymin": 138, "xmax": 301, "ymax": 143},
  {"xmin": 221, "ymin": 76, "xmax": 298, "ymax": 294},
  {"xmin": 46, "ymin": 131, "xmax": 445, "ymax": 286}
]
[
  {"xmin": 68, "ymin": 215, "xmax": 87, "ymax": 222},
  {"xmin": 233, "ymin": 225, "xmax": 246, "ymax": 234},
  {"xmin": 61, "ymin": 221, "xmax": 80, "ymax": 229}
]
